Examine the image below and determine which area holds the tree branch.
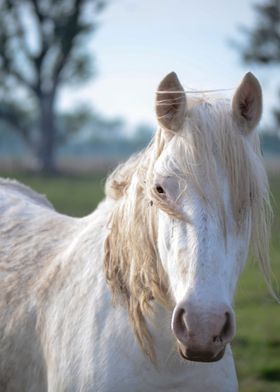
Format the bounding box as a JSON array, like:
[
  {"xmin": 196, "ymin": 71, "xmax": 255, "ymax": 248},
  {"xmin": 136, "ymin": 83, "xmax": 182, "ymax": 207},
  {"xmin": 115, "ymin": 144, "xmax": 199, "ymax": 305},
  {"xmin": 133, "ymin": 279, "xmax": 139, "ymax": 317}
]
[
  {"xmin": 51, "ymin": 0, "xmax": 85, "ymax": 92},
  {"xmin": 0, "ymin": 50, "xmax": 37, "ymax": 93},
  {"xmin": 0, "ymin": 1, "xmax": 38, "ymax": 93},
  {"xmin": 11, "ymin": 2, "xmax": 34, "ymax": 62},
  {"xmin": 29, "ymin": 0, "xmax": 54, "ymax": 96}
]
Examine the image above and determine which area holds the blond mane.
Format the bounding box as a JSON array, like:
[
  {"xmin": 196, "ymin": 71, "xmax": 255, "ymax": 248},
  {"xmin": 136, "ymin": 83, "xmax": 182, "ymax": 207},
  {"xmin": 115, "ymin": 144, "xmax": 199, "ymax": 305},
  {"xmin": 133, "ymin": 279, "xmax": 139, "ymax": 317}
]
[{"xmin": 104, "ymin": 96, "xmax": 272, "ymax": 361}]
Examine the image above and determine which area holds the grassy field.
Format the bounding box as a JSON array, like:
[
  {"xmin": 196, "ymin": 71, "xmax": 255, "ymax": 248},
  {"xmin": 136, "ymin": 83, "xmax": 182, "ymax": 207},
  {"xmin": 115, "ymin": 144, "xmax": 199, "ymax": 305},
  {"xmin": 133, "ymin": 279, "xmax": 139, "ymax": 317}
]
[
  {"xmin": 0, "ymin": 170, "xmax": 279, "ymax": 391},
  {"xmin": 233, "ymin": 175, "xmax": 280, "ymax": 392}
]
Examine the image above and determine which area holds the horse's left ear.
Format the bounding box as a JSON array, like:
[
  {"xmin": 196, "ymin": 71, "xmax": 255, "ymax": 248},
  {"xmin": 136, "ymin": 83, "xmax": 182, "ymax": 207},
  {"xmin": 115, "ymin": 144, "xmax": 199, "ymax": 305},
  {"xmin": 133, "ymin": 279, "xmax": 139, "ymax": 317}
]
[
  {"xmin": 156, "ymin": 72, "xmax": 186, "ymax": 133},
  {"xmin": 232, "ymin": 72, "xmax": 262, "ymax": 133}
]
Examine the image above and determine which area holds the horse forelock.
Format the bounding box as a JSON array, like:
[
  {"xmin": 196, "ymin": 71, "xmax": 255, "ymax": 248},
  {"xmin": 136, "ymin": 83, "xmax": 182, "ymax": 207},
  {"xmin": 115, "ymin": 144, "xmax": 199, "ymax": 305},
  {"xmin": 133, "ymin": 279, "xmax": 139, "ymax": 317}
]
[{"xmin": 104, "ymin": 95, "xmax": 273, "ymax": 361}]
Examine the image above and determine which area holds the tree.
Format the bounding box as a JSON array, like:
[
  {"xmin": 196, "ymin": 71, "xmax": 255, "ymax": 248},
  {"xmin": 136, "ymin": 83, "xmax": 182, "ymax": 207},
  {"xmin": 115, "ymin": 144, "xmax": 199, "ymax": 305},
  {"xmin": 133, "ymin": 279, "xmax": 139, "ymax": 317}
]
[
  {"xmin": 0, "ymin": 0, "xmax": 106, "ymax": 171},
  {"xmin": 233, "ymin": 0, "xmax": 280, "ymax": 132}
]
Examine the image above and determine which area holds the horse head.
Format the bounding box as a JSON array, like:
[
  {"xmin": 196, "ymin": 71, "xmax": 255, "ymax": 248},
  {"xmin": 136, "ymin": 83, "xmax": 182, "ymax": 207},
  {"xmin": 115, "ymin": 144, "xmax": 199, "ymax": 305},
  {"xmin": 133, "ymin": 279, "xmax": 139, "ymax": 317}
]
[
  {"xmin": 104, "ymin": 72, "xmax": 271, "ymax": 364},
  {"xmin": 154, "ymin": 72, "xmax": 268, "ymax": 362}
]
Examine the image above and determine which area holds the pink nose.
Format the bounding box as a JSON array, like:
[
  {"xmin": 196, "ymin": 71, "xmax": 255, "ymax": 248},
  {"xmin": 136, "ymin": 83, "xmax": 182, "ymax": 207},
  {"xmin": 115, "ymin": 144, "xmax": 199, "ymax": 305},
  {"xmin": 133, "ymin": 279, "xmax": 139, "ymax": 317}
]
[{"xmin": 171, "ymin": 301, "xmax": 235, "ymax": 362}]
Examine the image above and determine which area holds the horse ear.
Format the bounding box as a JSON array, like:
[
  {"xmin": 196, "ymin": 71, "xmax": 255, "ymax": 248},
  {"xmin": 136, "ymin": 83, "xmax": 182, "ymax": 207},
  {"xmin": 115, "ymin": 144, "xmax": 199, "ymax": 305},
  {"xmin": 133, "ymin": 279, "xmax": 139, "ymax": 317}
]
[
  {"xmin": 232, "ymin": 72, "xmax": 262, "ymax": 133},
  {"xmin": 156, "ymin": 72, "xmax": 186, "ymax": 133}
]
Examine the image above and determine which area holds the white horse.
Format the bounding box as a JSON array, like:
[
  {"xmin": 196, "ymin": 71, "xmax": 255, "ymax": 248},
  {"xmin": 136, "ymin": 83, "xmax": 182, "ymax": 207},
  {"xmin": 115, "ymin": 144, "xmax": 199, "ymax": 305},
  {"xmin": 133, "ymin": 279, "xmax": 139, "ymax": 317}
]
[{"xmin": 0, "ymin": 72, "xmax": 272, "ymax": 392}]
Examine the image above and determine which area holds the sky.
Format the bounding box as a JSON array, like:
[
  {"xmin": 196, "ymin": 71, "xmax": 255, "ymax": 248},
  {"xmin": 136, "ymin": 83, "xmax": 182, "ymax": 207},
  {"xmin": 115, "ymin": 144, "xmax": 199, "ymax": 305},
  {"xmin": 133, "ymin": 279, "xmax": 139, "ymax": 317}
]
[{"xmin": 59, "ymin": 0, "xmax": 277, "ymax": 131}]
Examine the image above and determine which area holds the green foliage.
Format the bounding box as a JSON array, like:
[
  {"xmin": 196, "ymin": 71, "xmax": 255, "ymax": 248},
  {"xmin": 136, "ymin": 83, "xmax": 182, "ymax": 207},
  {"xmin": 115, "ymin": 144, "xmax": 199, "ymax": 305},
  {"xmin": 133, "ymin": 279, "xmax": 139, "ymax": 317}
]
[
  {"xmin": 233, "ymin": 0, "xmax": 280, "ymax": 131},
  {"xmin": 239, "ymin": 0, "xmax": 280, "ymax": 64}
]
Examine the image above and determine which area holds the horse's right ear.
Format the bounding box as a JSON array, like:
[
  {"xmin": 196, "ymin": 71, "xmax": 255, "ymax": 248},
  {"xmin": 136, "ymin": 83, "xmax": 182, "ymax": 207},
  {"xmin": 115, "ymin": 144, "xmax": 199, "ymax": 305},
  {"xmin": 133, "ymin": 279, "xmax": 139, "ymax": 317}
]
[{"xmin": 156, "ymin": 72, "xmax": 186, "ymax": 133}]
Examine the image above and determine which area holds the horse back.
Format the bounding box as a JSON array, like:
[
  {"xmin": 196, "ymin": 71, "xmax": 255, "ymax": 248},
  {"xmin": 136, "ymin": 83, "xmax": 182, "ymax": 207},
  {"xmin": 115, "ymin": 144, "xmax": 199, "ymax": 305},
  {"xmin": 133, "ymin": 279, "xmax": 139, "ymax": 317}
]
[
  {"xmin": 0, "ymin": 178, "xmax": 54, "ymax": 210},
  {"xmin": 0, "ymin": 178, "xmax": 80, "ymax": 391}
]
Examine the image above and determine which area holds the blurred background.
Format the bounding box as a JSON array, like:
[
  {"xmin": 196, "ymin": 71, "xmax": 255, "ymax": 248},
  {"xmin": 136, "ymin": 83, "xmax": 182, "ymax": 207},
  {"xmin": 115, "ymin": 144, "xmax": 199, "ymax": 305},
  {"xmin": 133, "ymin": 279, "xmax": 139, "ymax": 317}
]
[{"xmin": 0, "ymin": 1, "xmax": 279, "ymax": 390}]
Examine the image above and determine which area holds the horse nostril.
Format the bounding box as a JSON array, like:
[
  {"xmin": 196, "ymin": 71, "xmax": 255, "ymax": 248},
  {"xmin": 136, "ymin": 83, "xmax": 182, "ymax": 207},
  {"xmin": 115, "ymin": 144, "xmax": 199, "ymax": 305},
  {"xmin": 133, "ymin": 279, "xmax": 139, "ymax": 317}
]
[
  {"xmin": 221, "ymin": 312, "xmax": 231, "ymax": 338},
  {"xmin": 172, "ymin": 307, "xmax": 188, "ymax": 343},
  {"xmin": 176, "ymin": 308, "xmax": 186, "ymax": 333},
  {"xmin": 213, "ymin": 311, "xmax": 233, "ymax": 343},
  {"xmin": 213, "ymin": 335, "xmax": 223, "ymax": 343}
]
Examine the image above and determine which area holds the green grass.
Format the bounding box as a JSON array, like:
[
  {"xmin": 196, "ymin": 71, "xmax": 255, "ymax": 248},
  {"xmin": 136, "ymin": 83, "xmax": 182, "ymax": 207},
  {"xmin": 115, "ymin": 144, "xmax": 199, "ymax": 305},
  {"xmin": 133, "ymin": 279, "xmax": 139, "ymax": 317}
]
[
  {"xmin": 1, "ymin": 170, "xmax": 279, "ymax": 390},
  {"xmin": 233, "ymin": 175, "xmax": 280, "ymax": 392},
  {"xmin": 1, "ymin": 171, "xmax": 106, "ymax": 217}
]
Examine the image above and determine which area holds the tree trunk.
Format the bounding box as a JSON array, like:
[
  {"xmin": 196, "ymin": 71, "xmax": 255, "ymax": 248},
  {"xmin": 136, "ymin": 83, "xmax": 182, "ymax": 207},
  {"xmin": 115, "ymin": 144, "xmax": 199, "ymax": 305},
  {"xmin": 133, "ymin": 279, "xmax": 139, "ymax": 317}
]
[{"xmin": 38, "ymin": 94, "xmax": 56, "ymax": 173}]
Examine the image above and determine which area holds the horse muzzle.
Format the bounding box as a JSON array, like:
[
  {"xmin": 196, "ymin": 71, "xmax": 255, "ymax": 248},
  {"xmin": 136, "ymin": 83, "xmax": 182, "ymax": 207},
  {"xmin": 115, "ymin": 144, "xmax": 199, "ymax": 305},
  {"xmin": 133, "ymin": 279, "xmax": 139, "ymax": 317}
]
[{"xmin": 171, "ymin": 300, "xmax": 235, "ymax": 363}]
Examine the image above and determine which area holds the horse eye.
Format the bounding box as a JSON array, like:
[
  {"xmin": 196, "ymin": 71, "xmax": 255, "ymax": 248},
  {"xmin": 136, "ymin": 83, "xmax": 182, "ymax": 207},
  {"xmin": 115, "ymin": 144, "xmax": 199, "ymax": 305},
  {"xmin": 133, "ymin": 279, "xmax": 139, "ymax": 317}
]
[{"xmin": 156, "ymin": 185, "xmax": 165, "ymax": 194}]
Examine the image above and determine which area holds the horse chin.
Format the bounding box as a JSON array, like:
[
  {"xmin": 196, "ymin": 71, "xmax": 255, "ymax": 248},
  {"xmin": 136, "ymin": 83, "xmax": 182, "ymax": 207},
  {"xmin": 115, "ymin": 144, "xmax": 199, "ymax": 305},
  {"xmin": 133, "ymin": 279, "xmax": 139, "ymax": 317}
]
[{"xmin": 178, "ymin": 344, "xmax": 226, "ymax": 363}]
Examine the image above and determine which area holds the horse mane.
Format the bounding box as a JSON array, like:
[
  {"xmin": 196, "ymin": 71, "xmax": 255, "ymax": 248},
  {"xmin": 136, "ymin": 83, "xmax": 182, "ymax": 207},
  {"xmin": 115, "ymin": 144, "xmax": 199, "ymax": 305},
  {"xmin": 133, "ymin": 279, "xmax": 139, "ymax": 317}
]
[
  {"xmin": 104, "ymin": 95, "xmax": 273, "ymax": 361},
  {"xmin": 0, "ymin": 178, "xmax": 54, "ymax": 209},
  {"xmin": 104, "ymin": 148, "xmax": 172, "ymax": 361}
]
